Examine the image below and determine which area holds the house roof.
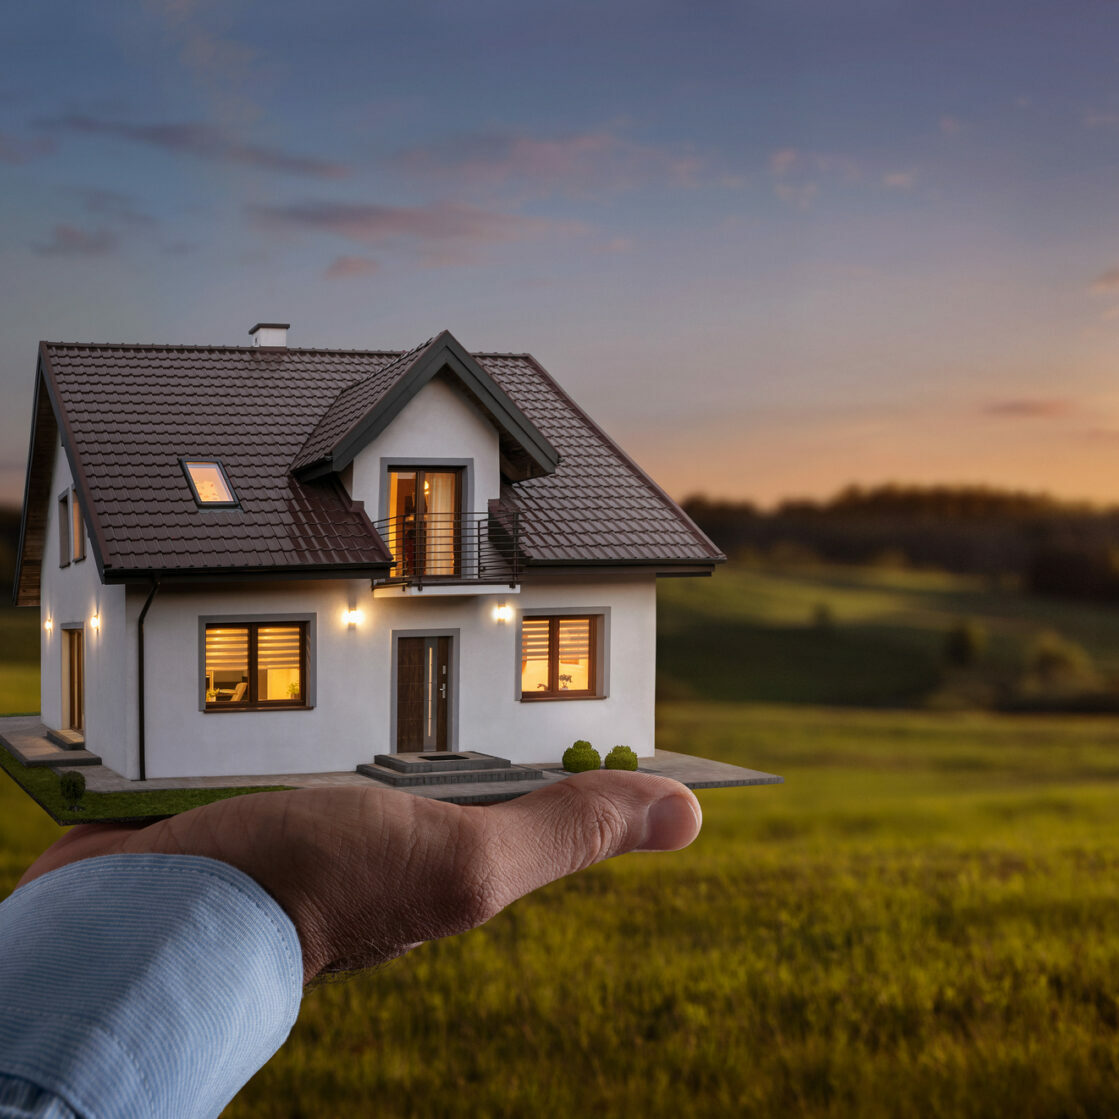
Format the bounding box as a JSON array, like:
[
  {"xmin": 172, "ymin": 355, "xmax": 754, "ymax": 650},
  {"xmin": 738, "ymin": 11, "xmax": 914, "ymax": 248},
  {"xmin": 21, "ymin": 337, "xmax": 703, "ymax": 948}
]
[{"xmin": 14, "ymin": 331, "xmax": 722, "ymax": 603}]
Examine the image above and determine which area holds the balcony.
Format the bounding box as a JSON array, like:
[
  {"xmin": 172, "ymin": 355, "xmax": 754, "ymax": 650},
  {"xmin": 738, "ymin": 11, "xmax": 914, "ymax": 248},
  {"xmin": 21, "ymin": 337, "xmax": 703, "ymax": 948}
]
[{"xmin": 371, "ymin": 509, "xmax": 521, "ymax": 593}]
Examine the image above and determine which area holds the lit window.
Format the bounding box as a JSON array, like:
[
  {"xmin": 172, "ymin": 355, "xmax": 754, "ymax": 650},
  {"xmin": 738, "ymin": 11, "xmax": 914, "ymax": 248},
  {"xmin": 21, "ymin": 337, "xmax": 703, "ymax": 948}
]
[
  {"xmin": 204, "ymin": 622, "xmax": 306, "ymax": 709},
  {"xmin": 71, "ymin": 487, "xmax": 86, "ymax": 563},
  {"xmin": 58, "ymin": 492, "xmax": 70, "ymax": 568},
  {"xmin": 520, "ymin": 615, "xmax": 598, "ymax": 699},
  {"xmin": 182, "ymin": 459, "xmax": 237, "ymax": 507}
]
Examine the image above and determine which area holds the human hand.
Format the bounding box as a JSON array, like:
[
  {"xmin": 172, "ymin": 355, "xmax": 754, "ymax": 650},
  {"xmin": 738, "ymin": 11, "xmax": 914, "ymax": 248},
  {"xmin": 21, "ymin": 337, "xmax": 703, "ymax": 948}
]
[{"xmin": 19, "ymin": 772, "xmax": 702, "ymax": 982}]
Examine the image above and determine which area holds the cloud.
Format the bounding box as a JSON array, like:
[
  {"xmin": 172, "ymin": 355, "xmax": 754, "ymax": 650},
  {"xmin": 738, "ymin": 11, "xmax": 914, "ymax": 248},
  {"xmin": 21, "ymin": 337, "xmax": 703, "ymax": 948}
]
[
  {"xmin": 0, "ymin": 131, "xmax": 54, "ymax": 164},
  {"xmin": 983, "ymin": 399, "xmax": 1073, "ymax": 419},
  {"xmin": 773, "ymin": 182, "xmax": 818, "ymax": 208},
  {"xmin": 33, "ymin": 225, "xmax": 118, "ymax": 257},
  {"xmin": 882, "ymin": 170, "xmax": 916, "ymax": 190},
  {"xmin": 324, "ymin": 255, "xmax": 379, "ymax": 279},
  {"xmin": 939, "ymin": 115, "xmax": 963, "ymax": 136},
  {"xmin": 1084, "ymin": 111, "xmax": 1119, "ymax": 128},
  {"xmin": 248, "ymin": 199, "xmax": 585, "ymax": 265},
  {"xmin": 768, "ymin": 148, "xmax": 799, "ymax": 177},
  {"xmin": 767, "ymin": 147, "xmax": 859, "ymax": 207},
  {"xmin": 1089, "ymin": 267, "xmax": 1119, "ymax": 294},
  {"xmin": 594, "ymin": 236, "xmax": 633, "ymax": 254},
  {"xmin": 41, "ymin": 114, "xmax": 349, "ymax": 178},
  {"xmin": 74, "ymin": 187, "xmax": 156, "ymax": 226},
  {"xmin": 393, "ymin": 128, "xmax": 702, "ymax": 199}
]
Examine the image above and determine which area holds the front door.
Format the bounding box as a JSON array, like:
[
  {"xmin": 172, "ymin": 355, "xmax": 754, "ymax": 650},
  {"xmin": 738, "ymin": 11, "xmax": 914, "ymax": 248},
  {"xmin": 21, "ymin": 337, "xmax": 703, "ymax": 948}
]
[
  {"xmin": 396, "ymin": 636, "xmax": 451, "ymax": 751},
  {"xmin": 64, "ymin": 629, "xmax": 84, "ymax": 731}
]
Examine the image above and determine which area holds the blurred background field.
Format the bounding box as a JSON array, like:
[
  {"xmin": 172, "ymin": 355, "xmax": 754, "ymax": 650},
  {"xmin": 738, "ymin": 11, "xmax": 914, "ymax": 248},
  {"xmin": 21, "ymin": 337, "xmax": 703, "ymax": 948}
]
[{"xmin": 2, "ymin": 519, "xmax": 1118, "ymax": 1116}]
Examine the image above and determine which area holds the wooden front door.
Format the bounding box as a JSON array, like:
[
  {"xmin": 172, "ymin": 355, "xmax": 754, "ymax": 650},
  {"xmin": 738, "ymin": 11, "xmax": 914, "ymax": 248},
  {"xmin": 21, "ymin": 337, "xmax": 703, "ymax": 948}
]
[
  {"xmin": 64, "ymin": 629, "xmax": 84, "ymax": 731},
  {"xmin": 396, "ymin": 636, "xmax": 451, "ymax": 751}
]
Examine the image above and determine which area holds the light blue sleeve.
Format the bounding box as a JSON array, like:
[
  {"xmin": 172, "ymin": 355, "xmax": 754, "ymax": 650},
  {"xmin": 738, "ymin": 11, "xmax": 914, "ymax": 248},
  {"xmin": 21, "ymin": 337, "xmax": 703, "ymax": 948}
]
[{"xmin": 0, "ymin": 854, "xmax": 303, "ymax": 1119}]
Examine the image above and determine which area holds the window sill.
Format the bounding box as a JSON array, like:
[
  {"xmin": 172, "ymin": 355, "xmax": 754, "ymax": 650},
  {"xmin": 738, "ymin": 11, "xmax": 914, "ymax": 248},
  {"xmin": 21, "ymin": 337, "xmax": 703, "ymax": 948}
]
[
  {"xmin": 203, "ymin": 705, "xmax": 313, "ymax": 714},
  {"xmin": 519, "ymin": 693, "xmax": 607, "ymax": 702}
]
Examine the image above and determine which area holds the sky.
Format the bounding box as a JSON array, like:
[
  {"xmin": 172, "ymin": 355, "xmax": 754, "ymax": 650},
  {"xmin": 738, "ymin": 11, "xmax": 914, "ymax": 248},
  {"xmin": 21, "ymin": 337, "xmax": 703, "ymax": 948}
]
[{"xmin": 4, "ymin": 0, "xmax": 1119, "ymax": 508}]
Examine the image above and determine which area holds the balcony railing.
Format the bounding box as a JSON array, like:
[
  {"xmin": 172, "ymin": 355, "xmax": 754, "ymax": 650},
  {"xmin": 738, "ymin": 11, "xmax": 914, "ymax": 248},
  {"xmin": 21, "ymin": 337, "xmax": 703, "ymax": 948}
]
[{"xmin": 372, "ymin": 509, "xmax": 520, "ymax": 588}]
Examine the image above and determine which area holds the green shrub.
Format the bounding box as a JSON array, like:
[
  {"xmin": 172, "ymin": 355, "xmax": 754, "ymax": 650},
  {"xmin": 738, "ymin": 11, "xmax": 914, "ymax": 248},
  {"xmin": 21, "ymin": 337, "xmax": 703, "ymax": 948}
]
[
  {"xmin": 562, "ymin": 741, "xmax": 601, "ymax": 773},
  {"xmin": 944, "ymin": 618, "xmax": 987, "ymax": 667},
  {"xmin": 604, "ymin": 745, "xmax": 639, "ymax": 771},
  {"xmin": 59, "ymin": 770, "xmax": 86, "ymax": 808},
  {"xmin": 810, "ymin": 602, "xmax": 835, "ymax": 632}
]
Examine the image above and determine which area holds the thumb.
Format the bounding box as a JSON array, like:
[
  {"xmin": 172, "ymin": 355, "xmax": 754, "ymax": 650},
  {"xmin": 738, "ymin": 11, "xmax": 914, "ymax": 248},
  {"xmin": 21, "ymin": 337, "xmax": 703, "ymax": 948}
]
[{"xmin": 480, "ymin": 770, "xmax": 702, "ymax": 905}]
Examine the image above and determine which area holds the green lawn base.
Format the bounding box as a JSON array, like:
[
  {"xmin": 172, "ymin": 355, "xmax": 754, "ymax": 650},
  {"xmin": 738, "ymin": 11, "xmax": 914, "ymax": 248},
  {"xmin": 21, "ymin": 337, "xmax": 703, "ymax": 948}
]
[{"xmin": 0, "ymin": 746, "xmax": 290, "ymax": 825}]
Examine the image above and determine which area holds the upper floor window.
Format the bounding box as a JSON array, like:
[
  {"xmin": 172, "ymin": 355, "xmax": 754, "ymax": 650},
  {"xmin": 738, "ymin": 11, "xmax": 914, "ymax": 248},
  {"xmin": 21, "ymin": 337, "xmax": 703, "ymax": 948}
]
[
  {"xmin": 386, "ymin": 467, "xmax": 462, "ymax": 577},
  {"xmin": 182, "ymin": 459, "xmax": 238, "ymax": 507},
  {"xmin": 520, "ymin": 615, "xmax": 600, "ymax": 699},
  {"xmin": 71, "ymin": 488, "xmax": 86, "ymax": 563},
  {"xmin": 58, "ymin": 492, "xmax": 70, "ymax": 568}
]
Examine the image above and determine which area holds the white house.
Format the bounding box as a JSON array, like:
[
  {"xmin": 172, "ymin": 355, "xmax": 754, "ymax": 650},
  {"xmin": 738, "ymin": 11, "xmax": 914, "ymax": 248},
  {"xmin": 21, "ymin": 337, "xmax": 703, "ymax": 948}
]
[{"xmin": 12, "ymin": 325, "xmax": 723, "ymax": 781}]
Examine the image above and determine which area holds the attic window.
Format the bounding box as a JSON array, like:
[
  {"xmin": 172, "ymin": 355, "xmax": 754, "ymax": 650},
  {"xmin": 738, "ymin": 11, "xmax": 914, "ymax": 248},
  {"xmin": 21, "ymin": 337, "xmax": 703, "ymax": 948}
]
[{"xmin": 182, "ymin": 459, "xmax": 238, "ymax": 507}]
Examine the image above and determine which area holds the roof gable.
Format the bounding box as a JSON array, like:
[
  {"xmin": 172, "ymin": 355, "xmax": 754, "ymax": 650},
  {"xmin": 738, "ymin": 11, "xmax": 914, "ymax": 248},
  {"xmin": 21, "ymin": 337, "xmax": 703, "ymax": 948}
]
[{"xmin": 292, "ymin": 330, "xmax": 559, "ymax": 483}]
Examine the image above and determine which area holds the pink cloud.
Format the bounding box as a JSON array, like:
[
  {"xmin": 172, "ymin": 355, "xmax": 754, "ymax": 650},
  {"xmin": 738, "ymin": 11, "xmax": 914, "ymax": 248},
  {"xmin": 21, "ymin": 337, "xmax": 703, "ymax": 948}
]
[
  {"xmin": 249, "ymin": 200, "xmax": 585, "ymax": 264},
  {"xmin": 42, "ymin": 114, "xmax": 349, "ymax": 178},
  {"xmin": 394, "ymin": 129, "xmax": 702, "ymax": 198},
  {"xmin": 33, "ymin": 225, "xmax": 118, "ymax": 257},
  {"xmin": 0, "ymin": 131, "xmax": 54, "ymax": 164},
  {"xmin": 324, "ymin": 255, "xmax": 379, "ymax": 279},
  {"xmin": 1089, "ymin": 267, "xmax": 1119, "ymax": 294}
]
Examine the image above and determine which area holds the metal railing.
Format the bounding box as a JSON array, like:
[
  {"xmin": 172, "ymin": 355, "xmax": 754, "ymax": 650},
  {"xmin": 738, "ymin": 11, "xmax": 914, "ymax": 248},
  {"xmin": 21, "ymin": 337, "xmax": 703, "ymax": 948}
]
[{"xmin": 372, "ymin": 510, "xmax": 520, "ymax": 588}]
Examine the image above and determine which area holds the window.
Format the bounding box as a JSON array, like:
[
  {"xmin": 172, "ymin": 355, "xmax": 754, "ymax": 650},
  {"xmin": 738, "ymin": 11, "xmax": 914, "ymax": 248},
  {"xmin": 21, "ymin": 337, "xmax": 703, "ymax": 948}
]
[
  {"xmin": 58, "ymin": 492, "xmax": 70, "ymax": 568},
  {"xmin": 204, "ymin": 622, "xmax": 307, "ymax": 710},
  {"xmin": 386, "ymin": 468, "xmax": 462, "ymax": 577},
  {"xmin": 71, "ymin": 488, "xmax": 86, "ymax": 563},
  {"xmin": 182, "ymin": 459, "xmax": 238, "ymax": 507},
  {"xmin": 521, "ymin": 615, "xmax": 599, "ymax": 699}
]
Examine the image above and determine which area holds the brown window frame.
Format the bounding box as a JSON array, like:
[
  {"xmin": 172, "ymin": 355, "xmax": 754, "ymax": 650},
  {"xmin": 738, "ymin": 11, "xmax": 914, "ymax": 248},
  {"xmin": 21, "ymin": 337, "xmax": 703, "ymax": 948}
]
[
  {"xmin": 181, "ymin": 458, "xmax": 240, "ymax": 509},
  {"xmin": 71, "ymin": 487, "xmax": 86, "ymax": 563},
  {"xmin": 204, "ymin": 621, "xmax": 309, "ymax": 712},
  {"xmin": 58, "ymin": 492, "xmax": 70, "ymax": 568},
  {"xmin": 520, "ymin": 614, "xmax": 600, "ymax": 701},
  {"xmin": 386, "ymin": 466, "xmax": 464, "ymax": 578}
]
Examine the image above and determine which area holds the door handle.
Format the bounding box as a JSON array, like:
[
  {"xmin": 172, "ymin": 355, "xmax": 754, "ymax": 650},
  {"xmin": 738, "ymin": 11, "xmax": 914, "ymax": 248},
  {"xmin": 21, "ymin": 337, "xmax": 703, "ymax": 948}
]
[{"xmin": 440, "ymin": 683, "xmax": 446, "ymax": 699}]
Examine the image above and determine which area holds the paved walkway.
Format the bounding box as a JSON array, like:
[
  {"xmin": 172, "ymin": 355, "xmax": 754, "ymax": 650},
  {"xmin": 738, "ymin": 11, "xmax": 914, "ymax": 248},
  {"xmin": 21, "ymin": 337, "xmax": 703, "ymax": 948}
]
[{"xmin": 0, "ymin": 715, "xmax": 781, "ymax": 806}]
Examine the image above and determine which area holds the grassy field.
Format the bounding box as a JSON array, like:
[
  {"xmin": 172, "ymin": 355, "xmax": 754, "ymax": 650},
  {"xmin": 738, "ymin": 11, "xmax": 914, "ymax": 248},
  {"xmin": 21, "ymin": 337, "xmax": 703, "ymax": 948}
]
[{"xmin": 2, "ymin": 568, "xmax": 1119, "ymax": 1116}]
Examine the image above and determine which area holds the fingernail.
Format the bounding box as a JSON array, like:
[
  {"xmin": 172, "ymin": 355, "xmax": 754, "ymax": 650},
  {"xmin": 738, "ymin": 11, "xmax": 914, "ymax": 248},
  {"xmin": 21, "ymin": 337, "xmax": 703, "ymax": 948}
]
[{"xmin": 637, "ymin": 793, "xmax": 702, "ymax": 852}]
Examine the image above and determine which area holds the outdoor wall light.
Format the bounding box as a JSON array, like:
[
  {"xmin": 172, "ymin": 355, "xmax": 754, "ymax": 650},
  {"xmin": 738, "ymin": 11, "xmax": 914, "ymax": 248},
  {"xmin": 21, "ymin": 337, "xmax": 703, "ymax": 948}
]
[
  {"xmin": 44, "ymin": 618, "xmax": 53, "ymax": 633},
  {"xmin": 90, "ymin": 614, "xmax": 101, "ymax": 631},
  {"xmin": 342, "ymin": 608, "xmax": 364, "ymax": 626},
  {"xmin": 493, "ymin": 604, "xmax": 513, "ymax": 623}
]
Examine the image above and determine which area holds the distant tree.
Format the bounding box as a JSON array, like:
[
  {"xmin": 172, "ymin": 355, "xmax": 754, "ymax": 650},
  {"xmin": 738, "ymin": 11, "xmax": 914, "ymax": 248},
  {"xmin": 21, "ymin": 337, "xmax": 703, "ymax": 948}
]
[
  {"xmin": 944, "ymin": 619, "xmax": 987, "ymax": 668},
  {"xmin": 1024, "ymin": 631, "xmax": 1098, "ymax": 689}
]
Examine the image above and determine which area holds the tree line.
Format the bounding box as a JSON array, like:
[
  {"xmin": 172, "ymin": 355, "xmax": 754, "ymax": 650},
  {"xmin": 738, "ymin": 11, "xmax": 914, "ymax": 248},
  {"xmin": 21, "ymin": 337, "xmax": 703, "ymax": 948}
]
[{"xmin": 683, "ymin": 484, "xmax": 1119, "ymax": 601}]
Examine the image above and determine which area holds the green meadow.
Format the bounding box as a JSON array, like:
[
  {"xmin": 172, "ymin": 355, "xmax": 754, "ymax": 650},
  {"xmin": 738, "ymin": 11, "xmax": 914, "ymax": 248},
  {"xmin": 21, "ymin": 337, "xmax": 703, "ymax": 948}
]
[{"xmin": 1, "ymin": 568, "xmax": 1118, "ymax": 1117}]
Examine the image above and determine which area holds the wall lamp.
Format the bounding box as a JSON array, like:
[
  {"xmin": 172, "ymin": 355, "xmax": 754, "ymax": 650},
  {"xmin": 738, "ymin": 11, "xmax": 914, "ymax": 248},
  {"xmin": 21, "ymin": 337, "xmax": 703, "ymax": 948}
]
[
  {"xmin": 44, "ymin": 617, "xmax": 53, "ymax": 633},
  {"xmin": 90, "ymin": 614, "xmax": 101, "ymax": 631},
  {"xmin": 342, "ymin": 608, "xmax": 364, "ymax": 626},
  {"xmin": 493, "ymin": 604, "xmax": 513, "ymax": 624}
]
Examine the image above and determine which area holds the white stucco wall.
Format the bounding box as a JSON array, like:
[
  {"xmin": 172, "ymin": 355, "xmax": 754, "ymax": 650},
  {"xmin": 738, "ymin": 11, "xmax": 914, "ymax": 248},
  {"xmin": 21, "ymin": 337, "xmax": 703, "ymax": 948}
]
[
  {"xmin": 348, "ymin": 376, "xmax": 502, "ymax": 519},
  {"xmin": 38, "ymin": 439, "xmax": 128, "ymax": 770},
  {"xmin": 131, "ymin": 575, "xmax": 656, "ymax": 779}
]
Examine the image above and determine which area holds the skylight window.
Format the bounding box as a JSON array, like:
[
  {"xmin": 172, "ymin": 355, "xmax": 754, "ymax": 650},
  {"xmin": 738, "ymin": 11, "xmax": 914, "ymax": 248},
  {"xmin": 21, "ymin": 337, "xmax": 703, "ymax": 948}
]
[{"xmin": 182, "ymin": 459, "xmax": 238, "ymax": 507}]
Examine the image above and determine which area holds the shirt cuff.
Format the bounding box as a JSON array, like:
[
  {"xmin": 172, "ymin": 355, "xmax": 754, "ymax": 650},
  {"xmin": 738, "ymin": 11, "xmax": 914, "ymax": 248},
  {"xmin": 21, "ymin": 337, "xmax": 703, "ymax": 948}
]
[{"xmin": 0, "ymin": 854, "xmax": 303, "ymax": 1119}]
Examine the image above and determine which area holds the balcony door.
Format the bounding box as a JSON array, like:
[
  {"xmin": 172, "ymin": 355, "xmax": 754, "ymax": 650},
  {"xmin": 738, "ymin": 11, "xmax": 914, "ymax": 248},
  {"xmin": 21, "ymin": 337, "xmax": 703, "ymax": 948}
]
[
  {"xmin": 396, "ymin": 635, "xmax": 451, "ymax": 751},
  {"xmin": 387, "ymin": 468, "xmax": 462, "ymax": 578}
]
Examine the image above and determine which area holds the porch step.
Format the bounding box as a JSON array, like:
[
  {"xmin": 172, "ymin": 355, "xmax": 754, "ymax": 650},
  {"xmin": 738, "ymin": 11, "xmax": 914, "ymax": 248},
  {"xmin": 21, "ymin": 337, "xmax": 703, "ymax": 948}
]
[
  {"xmin": 47, "ymin": 728, "xmax": 85, "ymax": 750},
  {"xmin": 357, "ymin": 758, "xmax": 544, "ymax": 787},
  {"xmin": 374, "ymin": 750, "xmax": 510, "ymax": 775}
]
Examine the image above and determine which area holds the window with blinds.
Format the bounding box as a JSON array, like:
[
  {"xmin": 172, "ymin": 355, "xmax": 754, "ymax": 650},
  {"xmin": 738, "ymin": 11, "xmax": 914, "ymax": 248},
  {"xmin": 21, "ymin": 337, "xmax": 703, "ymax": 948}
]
[
  {"xmin": 204, "ymin": 622, "xmax": 306, "ymax": 709},
  {"xmin": 520, "ymin": 615, "xmax": 598, "ymax": 698}
]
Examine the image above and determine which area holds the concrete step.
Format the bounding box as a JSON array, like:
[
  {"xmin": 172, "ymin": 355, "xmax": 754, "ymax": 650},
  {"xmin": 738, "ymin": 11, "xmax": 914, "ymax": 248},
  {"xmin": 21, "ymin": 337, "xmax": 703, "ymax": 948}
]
[
  {"xmin": 47, "ymin": 728, "xmax": 86, "ymax": 750},
  {"xmin": 357, "ymin": 761, "xmax": 544, "ymax": 787},
  {"xmin": 374, "ymin": 750, "xmax": 510, "ymax": 775}
]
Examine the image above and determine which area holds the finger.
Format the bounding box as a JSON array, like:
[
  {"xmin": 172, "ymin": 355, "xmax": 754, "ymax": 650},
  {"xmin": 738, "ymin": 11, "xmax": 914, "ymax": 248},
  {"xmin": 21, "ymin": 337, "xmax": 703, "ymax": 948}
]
[{"xmin": 478, "ymin": 771, "xmax": 702, "ymax": 907}]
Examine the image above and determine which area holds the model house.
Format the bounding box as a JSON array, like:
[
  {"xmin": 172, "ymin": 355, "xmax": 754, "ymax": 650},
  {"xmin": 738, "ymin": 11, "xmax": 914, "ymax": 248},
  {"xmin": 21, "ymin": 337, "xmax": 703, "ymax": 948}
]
[{"xmin": 12, "ymin": 325, "xmax": 723, "ymax": 781}]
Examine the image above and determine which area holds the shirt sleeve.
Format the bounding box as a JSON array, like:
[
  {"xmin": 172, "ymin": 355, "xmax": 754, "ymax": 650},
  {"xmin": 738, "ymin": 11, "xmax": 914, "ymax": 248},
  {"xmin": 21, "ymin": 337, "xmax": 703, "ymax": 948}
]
[{"xmin": 0, "ymin": 854, "xmax": 303, "ymax": 1119}]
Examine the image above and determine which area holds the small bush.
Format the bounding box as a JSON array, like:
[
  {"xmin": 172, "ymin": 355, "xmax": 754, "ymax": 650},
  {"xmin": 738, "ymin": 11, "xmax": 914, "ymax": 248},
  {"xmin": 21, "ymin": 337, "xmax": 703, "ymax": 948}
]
[
  {"xmin": 604, "ymin": 745, "xmax": 639, "ymax": 771},
  {"xmin": 811, "ymin": 602, "xmax": 835, "ymax": 632},
  {"xmin": 59, "ymin": 770, "xmax": 86, "ymax": 808},
  {"xmin": 944, "ymin": 618, "xmax": 987, "ymax": 667},
  {"xmin": 562, "ymin": 741, "xmax": 601, "ymax": 773},
  {"xmin": 1026, "ymin": 631, "xmax": 1097, "ymax": 686}
]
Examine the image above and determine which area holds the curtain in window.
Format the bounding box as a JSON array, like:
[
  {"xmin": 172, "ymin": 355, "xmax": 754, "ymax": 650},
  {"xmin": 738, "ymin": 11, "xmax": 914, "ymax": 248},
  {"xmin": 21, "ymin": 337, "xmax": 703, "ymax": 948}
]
[{"xmin": 424, "ymin": 472, "xmax": 457, "ymax": 575}]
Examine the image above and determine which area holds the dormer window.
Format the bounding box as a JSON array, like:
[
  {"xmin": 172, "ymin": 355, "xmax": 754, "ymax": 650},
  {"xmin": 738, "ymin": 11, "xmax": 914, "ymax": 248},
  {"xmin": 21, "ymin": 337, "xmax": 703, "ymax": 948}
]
[{"xmin": 181, "ymin": 459, "xmax": 238, "ymax": 507}]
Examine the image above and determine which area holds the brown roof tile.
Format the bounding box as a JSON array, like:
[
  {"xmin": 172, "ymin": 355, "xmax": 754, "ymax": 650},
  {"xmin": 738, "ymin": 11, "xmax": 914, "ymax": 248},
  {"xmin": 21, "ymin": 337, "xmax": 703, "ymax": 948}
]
[{"xmin": 32, "ymin": 337, "xmax": 721, "ymax": 581}]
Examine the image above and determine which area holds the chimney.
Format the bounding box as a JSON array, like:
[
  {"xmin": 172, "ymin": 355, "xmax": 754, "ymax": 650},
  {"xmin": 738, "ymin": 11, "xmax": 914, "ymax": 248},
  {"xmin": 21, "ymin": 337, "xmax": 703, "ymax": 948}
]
[{"xmin": 249, "ymin": 322, "xmax": 290, "ymax": 347}]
